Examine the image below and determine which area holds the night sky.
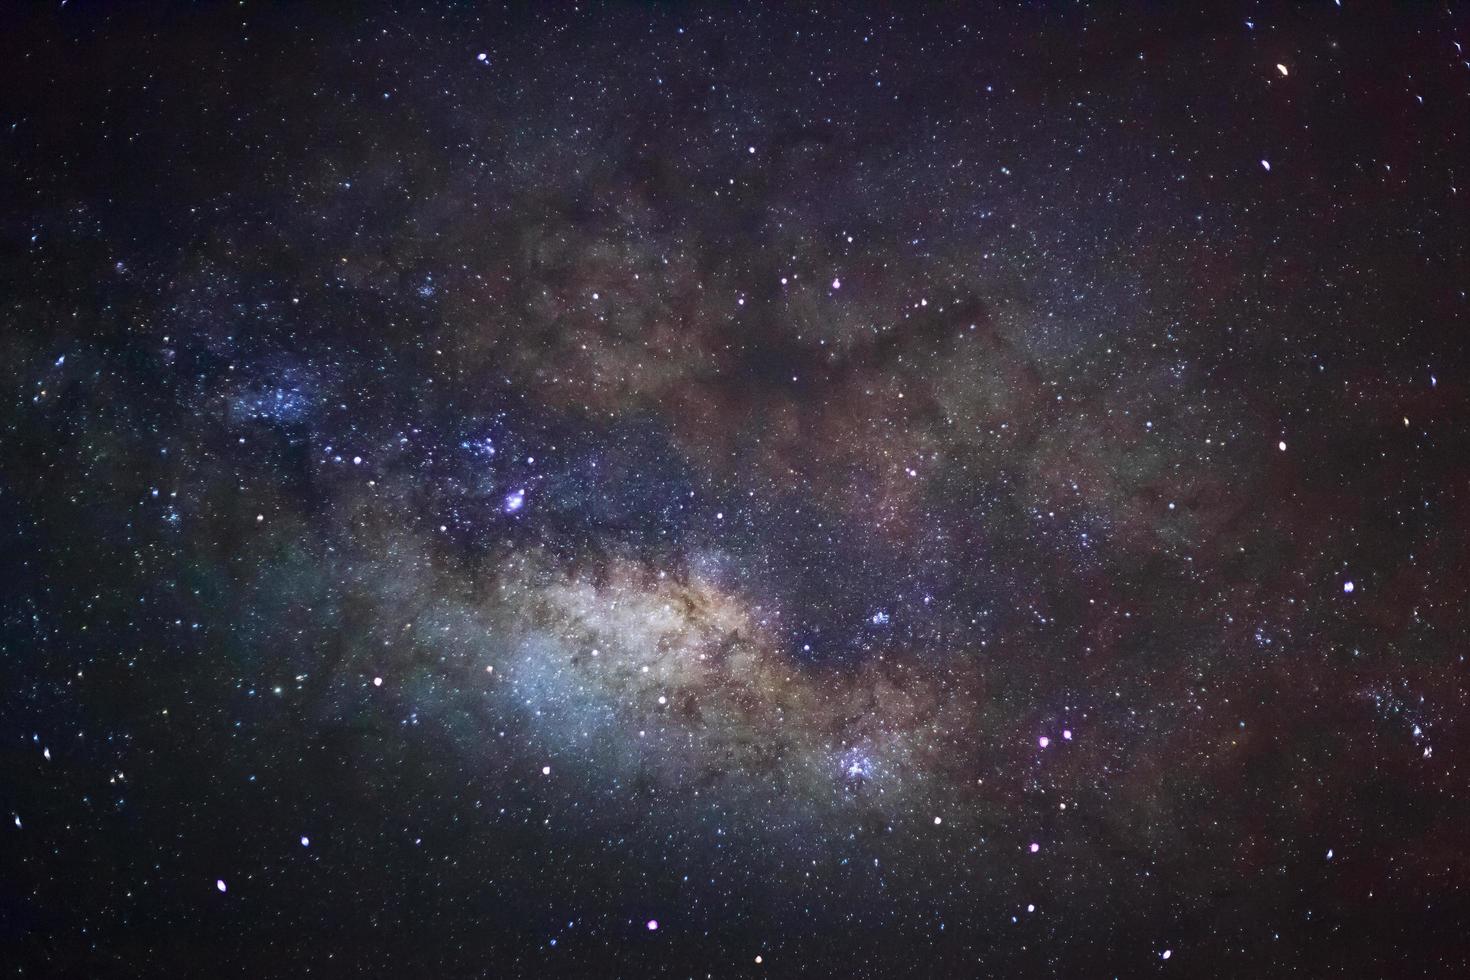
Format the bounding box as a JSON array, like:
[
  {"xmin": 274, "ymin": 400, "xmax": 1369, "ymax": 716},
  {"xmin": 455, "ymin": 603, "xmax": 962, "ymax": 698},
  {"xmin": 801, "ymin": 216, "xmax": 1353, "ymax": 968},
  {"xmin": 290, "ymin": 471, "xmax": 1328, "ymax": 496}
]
[{"xmin": 5, "ymin": 3, "xmax": 1470, "ymax": 977}]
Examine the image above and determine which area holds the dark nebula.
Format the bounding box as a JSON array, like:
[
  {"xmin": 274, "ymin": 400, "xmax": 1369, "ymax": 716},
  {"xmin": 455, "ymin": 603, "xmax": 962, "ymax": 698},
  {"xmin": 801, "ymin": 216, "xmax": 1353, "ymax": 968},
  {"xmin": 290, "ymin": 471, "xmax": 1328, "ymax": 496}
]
[{"xmin": 5, "ymin": 3, "xmax": 1470, "ymax": 977}]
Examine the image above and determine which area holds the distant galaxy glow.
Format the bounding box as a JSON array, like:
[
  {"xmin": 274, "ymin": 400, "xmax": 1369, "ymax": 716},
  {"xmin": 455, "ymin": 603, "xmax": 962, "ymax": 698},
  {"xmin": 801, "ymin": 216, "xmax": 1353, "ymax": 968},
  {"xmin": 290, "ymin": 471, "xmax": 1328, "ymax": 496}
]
[{"xmin": 6, "ymin": 4, "xmax": 1470, "ymax": 978}]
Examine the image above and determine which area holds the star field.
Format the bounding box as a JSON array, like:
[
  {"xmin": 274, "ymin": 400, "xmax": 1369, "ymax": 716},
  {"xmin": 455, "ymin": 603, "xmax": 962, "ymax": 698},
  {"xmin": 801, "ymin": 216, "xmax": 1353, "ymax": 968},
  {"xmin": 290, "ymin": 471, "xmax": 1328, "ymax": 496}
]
[{"xmin": 4, "ymin": 3, "xmax": 1470, "ymax": 977}]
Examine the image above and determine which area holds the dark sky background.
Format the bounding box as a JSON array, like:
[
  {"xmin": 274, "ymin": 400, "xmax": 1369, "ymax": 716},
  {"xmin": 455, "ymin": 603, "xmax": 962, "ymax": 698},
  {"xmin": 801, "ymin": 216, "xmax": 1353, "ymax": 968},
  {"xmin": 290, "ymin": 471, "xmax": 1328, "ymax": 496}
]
[{"xmin": 4, "ymin": 2, "xmax": 1470, "ymax": 977}]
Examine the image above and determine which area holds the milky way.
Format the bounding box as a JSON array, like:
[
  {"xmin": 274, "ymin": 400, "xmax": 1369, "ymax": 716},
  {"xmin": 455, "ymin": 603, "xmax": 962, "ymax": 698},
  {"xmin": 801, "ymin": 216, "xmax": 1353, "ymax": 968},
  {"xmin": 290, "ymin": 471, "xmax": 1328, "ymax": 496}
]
[{"xmin": 6, "ymin": 4, "xmax": 1470, "ymax": 977}]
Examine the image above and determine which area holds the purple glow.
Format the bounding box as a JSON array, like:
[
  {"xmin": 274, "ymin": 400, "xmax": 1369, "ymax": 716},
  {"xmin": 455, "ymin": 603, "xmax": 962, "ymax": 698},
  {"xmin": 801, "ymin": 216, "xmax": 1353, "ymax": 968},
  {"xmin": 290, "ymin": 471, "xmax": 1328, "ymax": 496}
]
[{"xmin": 503, "ymin": 489, "xmax": 526, "ymax": 513}]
